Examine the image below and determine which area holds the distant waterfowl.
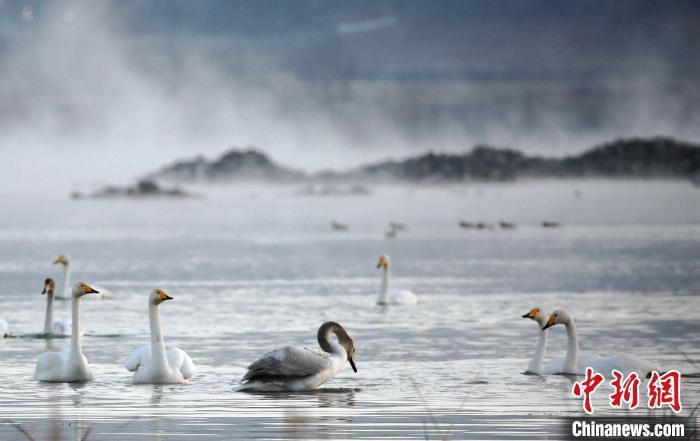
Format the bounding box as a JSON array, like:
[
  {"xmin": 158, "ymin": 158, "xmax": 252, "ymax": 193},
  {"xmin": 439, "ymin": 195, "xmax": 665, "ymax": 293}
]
[
  {"xmin": 0, "ymin": 319, "xmax": 10, "ymax": 337},
  {"xmin": 543, "ymin": 309, "xmax": 657, "ymax": 376},
  {"xmin": 239, "ymin": 321, "xmax": 357, "ymax": 392},
  {"xmin": 376, "ymin": 254, "xmax": 418, "ymax": 305},
  {"xmin": 541, "ymin": 221, "xmax": 560, "ymax": 228},
  {"xmin": 53, "ymin": 255, "xmax": 109, "ymax": 300},
  {"xmin": 499, "ymin": 221, "xmax": 516, "ymax": 229},
  {"xmin": 35, "ymin": 282, "xmax": 100, "ymax": 382},
  {"xmin": 459, "ymin": 220, "xmax": 475, "ymax": 229},
  {"xmin": 331, "ymin": 221, "xmax": 349, "ymax": 231},
  {"xmin": 384, "ymin": 228, "xmax": 398, "ymax": 239},
  {"xmin": 476, "ymin": 222, "xmax": 494, "ymax": 230},
  {"xmin": 41, "ymin": 278, "xmax": 71, "ymax": 337},
  {"xmin": 125, "ymin": 289, "xmax": 196, "ymax": 384},
  {"xmin": 388, "ymin": 221, "xmax": 407, "ymax": 231}
]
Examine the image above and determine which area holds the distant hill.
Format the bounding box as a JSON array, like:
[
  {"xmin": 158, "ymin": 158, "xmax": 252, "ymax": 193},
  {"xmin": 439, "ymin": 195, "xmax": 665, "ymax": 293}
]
[
  {"xmin": 335, "ymin": 137, "xmax": 700, "ymax": 182},
  {"xmin": 147, "ymin": 137, "xmax": 700, "ymax": 184},
  {"xmin": 149, "ymin": 148, "xmax": 305, "ymax": 183}
]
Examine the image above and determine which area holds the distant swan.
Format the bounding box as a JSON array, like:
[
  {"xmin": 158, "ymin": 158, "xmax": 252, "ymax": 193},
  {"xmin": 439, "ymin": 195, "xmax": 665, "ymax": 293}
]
[
  {"xmin": 0, "ymin": 319, "xmax": 10, "ymax": 337},
  {"xmin": 34, "ymin": 282, "xmax": 101, "ymax": 382},
  {"xmin": 238, "ymin": 321, "xmax": 357, "ymax": 392},
  {"xmin": 125, "ymin": 289, "xmax": 196, "ymax": 384},
  {"xmin": 376, "ymin": 254, "xmax": 418, "ymax": 305},
  {"xmin": 53, "ymin": 255, "xmax": 109, "ymax": 300},
  {"xmin": 522, "ymin": 307, "xmax": 594, "ymax": 375},
  {"xmin": 41, "ymin": 278, "xmax": 71, "ymax": 336},
  {"xmin": 543, "ymin": 309, "xmax": 657, "ymax": 376}
]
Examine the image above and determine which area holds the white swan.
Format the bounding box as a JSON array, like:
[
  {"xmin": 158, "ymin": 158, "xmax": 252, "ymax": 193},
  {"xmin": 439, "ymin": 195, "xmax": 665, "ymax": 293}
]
[
  {"xmin": 543, "ymin": 309, "xmax": 658, "ymax": 376},
  {"xmin": 0, "ymin": 319, "xmax": 10, "ymax": 337},
  {"xmin": 376, "ymin": 254, "xmax": 418, "ymax": 305},
  {"xmin": 41, "ymin": 278, "xmax": 71, "ymax": 336},
  {"xmin": 53, "ymin": 255, "xmax": 109, "ymax": 300},
  {"xmin": 238, "ymin": 321, "xmax": 357, "ymax": 392},
  {"xmin": 124, "ymin": 289, "xmax": 196, "ymax": 384},
  {"xmin": 35, "ymin": 282, "xmax": 100, "ymax": 382},
  {"xmin": 522, "ymin": 307, "xmax": 595, "ymax": 375}
]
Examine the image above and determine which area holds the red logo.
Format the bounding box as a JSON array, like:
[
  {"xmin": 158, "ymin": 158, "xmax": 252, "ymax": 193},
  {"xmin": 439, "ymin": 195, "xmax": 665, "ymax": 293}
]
[
  {"xmin": 572, "ymin": 369, "xmax": 682, "ymax": 414},
  {"xmin": 609, "ymin": 370, "xmax": 640, "ymax": 409},
  {"xmin": 648, "ymin": 370, "xmax": 682, "ymax": 413},
  {"xmin": 572, "ymin": 367, "xmax": 605, "ymax": 414}
]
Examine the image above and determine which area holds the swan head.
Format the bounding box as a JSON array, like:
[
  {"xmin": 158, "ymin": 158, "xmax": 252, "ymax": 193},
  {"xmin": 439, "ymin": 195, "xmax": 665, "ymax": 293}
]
[
  {"xmin": 324, "ymin": 322, "xmax": 357, "ymax": 373},
  {"xmin": 53, "ymin": 255, "xmax": 70, "ymax": 266},
  {"xmin": 150, "ymin": 289, "xmax": 173, "ymax": 305},
  {"xmin": 376, "ymin": 254, "xmax": 391, "ymax": 269},
  {"xmin": 542, "ymin": 309, "xmax": 571, "ymax": 330},
  {"xmin": 42, "ymin": 278, "xmax": 55, "ymax": 295},
  {"xmin": 522, "ymin": 307, "xmax": 547, "ymax": 328},
  {"xmin": 72, "ymin": 282, "xmax": 99, "ymax": 298}
]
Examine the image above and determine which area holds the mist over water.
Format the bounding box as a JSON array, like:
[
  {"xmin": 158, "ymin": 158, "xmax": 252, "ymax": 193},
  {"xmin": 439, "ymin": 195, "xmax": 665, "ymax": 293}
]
[{"xmin": 1, "ymin": 1, "xmax": 699, "ymax": 196}]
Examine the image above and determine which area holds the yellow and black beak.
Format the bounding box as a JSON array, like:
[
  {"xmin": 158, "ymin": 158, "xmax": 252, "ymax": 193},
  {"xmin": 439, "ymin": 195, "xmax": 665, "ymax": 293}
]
[
  {"xmin": 348, "ymin": 357, "xmax": 357, "ymax": 373},
  {"xmin": 542, "ymin": 315, "xmax": 557, "ymax": 330},
  {"xmin": 376, "ymin": 257, "xmax": 386, "ymax": 269},
  {"xmin": 42, "ymin": 279, "xmax": 54, "ymax": 295},
  {"xmin": 82, "ymin": 284, "xmax": 99, "ymax": 295},
  {"xmin": 158, "ymin": 290, "xmax": 173, "ymax": 301},
  {"xmin": 522, "ymin": 309, "xmax": 537, "ymax": 319}
]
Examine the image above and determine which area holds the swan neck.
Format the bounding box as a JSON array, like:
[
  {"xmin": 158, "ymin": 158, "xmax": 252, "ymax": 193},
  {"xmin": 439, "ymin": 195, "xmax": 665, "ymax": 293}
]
[
  {"xmin": 43, "ymin": 293, "xmax": 54, "ymax": 334},
  {"xmin": 70, "ymin": 295, "xmax": 82, "ymax": 356},
  {"xmin": 149, "ymin": 302, "xmax": 169, "ymax": 370},
  {"xmin": 61, "ymin": 263, "xmax": 71, "ymax": 298},
  {"xmin": 528, "ymin": 328, "xmax": 547, "ymax": 373},
  {"xmin": 564, "ymin": 320, "xmax": 579, "ymax": 372},
  {"xmin": 379, "ymin": 265, "xmax": 390, "ymax": 303},
  {"xmin": 317, "ymin": 323, "xmax": 345, "ymax": 357}
]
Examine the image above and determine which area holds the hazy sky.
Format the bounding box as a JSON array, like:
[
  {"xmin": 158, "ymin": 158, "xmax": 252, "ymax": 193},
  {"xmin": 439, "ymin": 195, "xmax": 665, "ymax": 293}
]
[{"xmin": 0, "ymin": 0, "xmax": 698, "ymax": 193}]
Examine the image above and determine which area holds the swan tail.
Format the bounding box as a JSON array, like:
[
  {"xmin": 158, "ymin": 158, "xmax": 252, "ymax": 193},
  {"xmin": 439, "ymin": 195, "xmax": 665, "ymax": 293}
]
[{"xmin": 124, "ymin": 349, "xmax": 142, "ymax": 372}]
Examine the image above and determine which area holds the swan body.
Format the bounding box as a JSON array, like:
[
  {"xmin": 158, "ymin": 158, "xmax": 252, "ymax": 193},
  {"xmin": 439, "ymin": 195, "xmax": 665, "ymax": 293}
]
[
  {"xmin": 543, "ymin": 309, "xmax": 658, "ymax": 376},
  {"xmin": 239, "ymin": 321, "xmax": 357, "ymax": 392},
  {"xmin": 35, "ymin": 282, "xmax": 100, "ymax": 382},
  {"xmin": 125, "ymin": 289, "xmax": 196, "ymax": 384},
  {"xmin": 53, "ymin": 255, "xmax": 110, "ymax": 300},
  {"xmin": 522, "ymin": 307, "xmax": 594, "ymax": 375},
  {"xmin": 376, "ymin": 254, "xmax": 418, "ymax": 305},
  {"xmin": 0, "ymin": 319, "xmax": 10, "ymax": 337},
  {"xmin": 42, "ymin": 278, "xmax": 72, "ymax": 337}
]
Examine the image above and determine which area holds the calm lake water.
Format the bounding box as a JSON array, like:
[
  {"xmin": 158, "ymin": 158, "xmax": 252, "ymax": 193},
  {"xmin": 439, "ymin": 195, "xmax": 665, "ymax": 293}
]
[{"xmin": 0, "ymin": 180, "xmax": 699, "ymax": 440}]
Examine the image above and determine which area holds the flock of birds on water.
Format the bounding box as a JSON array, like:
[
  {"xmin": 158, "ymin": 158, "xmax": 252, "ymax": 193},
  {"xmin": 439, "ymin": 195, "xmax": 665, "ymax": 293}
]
[
  {"xmin": 331, "ymin": 220, "xmax": 562, "ymax": 238},
  {"xmin": 1, "ymin": 252, "xmax": 660, "ymax": 391}
]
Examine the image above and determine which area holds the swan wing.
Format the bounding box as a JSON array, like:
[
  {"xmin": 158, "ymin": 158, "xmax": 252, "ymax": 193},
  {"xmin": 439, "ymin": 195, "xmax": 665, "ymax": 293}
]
[
  {"xmin": 242, "ymin": 346, "xmax": 330, "ymax": 382},
  {"xmin": 125, "ymin": 346, "xmax": 148, "ymax": 372},
  {"xmin": 389, "ymin": 289, "xmax": 418, "ymax": 304},
  {"xmin": 166, "ymin": 347, "xmax": 196, "ymax": 380},
  {"xmin": 35, "ymin": 350, "xmax": 67, "ymax": 381}
]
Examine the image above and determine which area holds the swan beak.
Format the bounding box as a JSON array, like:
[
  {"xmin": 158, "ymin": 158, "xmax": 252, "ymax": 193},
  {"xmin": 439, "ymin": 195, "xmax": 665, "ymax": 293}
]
[
  {"xmin": 522, "ymin": 309, "xmax": 537, "ymax": 319},
  {"xmin": 158, "ymin": 290, "xmax": 173, "ymax": 301},
  {"xmin": 542, "ymin": 315, "xmax": 556, "ymax": 330},
  {"xmin": 376, "ymin": 257, "xmax": 386, "ymax": 268},
  {"xmin": 42, "ymin": 280, "xmax": 54, "ymax": 295},
  {"xmin": 349, "ymin": 358, "xmax": 357, "ymax": 373},
  {"xmin": 83, "ymin": 284, "xmax": 99, "ymax": 294}
]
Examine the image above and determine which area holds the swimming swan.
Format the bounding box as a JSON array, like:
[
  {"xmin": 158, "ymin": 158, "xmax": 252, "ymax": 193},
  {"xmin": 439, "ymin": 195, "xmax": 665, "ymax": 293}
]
[
  {"xmin": 53, "ymin": 255, "xmax": 109, "ymax": 300},
  {"xmin": 238, "ymin": 321, "xmax": 357, "ymax": 392},
  {"xmin": 34, "ymin": 282, "xmax": 100, "ymax": 382},
  {"xmin": 124, "ymin": 289, "xmax": 196, "ymax": 384},
  {"xmin": 0, "ymin": 319, "xmax": 9, "ymax": 337},
  {"xmin": 41, "ymin": 278, "xmax": 71, "ymax": 336},
  {"xmin": 376, "ymin": 254, "xmax": 418, "ymax": 305},
  {"xmin": 522, "ymin": 307, "xmax": 595, "ymax": 375},
  {"xmin": 543, "ymin": 309, "xmax": 657, "ymax": 376}
]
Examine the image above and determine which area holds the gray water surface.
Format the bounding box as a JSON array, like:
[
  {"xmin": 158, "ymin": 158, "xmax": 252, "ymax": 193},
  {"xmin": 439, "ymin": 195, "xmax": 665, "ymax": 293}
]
[{"xmin": 1, "ymin": 181, "xmax": 699, "ymax": 440}]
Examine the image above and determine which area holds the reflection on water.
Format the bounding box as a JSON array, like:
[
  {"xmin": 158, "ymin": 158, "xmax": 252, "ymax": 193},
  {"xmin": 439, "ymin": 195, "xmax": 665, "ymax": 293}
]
[{"xmin": 0, "ymin": 182, "xmax": 699, "ymax": 439}]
